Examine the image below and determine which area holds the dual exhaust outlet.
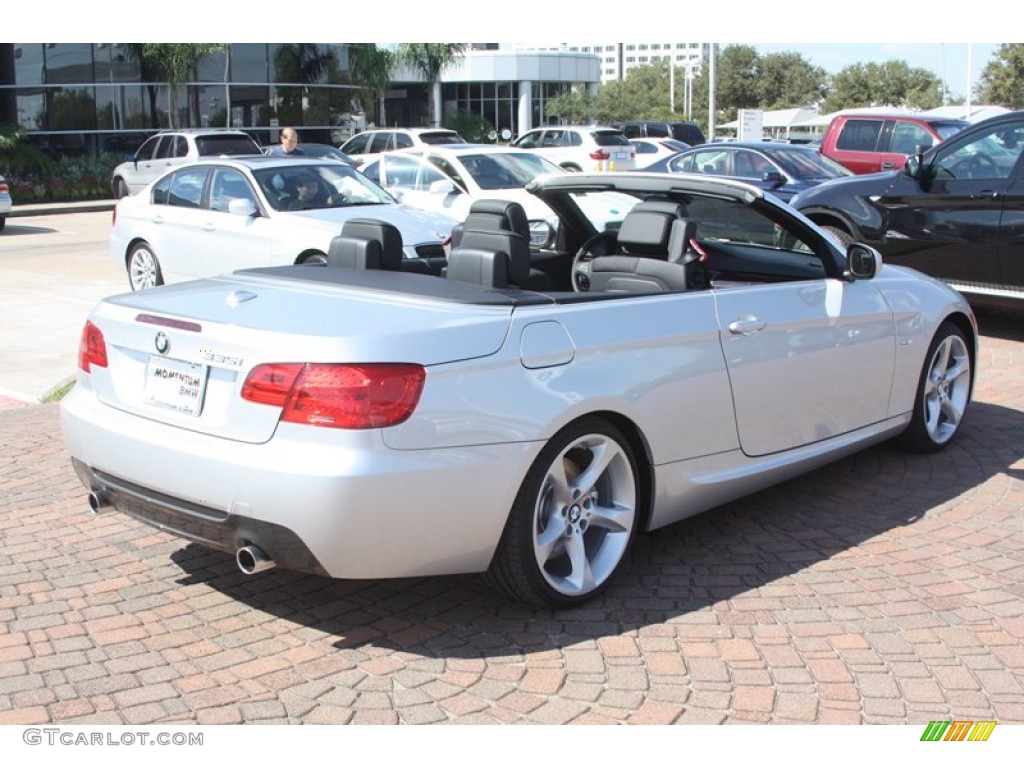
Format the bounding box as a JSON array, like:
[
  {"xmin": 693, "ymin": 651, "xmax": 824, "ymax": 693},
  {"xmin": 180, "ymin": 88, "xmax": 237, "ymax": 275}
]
[{"xmin": 85, "ymin": 491, "xmax": 276, "ymax": 575}]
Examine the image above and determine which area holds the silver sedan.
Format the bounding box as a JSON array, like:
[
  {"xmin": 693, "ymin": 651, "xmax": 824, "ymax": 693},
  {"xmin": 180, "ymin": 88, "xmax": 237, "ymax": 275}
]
[{"xmin": 63, "ymin": 172, "xmax": 976, "ymax": 608}]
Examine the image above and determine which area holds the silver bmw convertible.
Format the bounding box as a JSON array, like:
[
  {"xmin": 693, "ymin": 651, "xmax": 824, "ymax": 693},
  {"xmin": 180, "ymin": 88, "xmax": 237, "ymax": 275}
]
[{"xmin": 61, "ymin": 172, "xmax": 977, "ymax": 608}]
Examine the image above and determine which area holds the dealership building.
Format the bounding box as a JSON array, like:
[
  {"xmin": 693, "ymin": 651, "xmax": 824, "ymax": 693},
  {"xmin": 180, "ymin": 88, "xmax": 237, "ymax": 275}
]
[{"xmin": 0, "ymin": 43, "xmax": 614, "ymax": 154}]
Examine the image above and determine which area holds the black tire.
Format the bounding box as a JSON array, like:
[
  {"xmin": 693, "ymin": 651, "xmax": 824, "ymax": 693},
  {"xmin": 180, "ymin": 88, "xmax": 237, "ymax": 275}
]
[
  {"xmin": 822, "ymin": 224, "xmax": 854, "ymax": 248},
  {"xmin": 0, "ymin": 216, "xmax": 6, "ymax": 233},
  {"xmin": 300, "ymin": 251, "xmax": 327, "ymax": 266},
  {"xmin": 485, "ymin": 417, "xmax": 641, "ymax": 608},
  {"xmin": 895, "ymin": 322, "xmax": 972, "ymax": 453},
  {"xmin": 127, "ymin": 242, "xmax": 164, "ymax": 291}
]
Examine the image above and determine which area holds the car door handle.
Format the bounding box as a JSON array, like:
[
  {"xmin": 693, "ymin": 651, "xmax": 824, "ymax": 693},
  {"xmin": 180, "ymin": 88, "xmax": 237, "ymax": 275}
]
[
  {"xmin": 728, "ymin": 316, "xmax": 767, "ymax": 336},
  {"xmin": 970, "ymin": 190, "xmax": 1001, "ymax": 200},
  {"xmin": 151, "ymin": 215, "xmax": 164, "ymax": 225}
]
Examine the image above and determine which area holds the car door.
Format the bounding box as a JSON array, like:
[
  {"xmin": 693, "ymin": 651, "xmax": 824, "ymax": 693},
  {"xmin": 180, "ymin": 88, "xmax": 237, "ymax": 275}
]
[
  {"xmin": 190, "ymin": 167, "xmax": 275, "ymax": 276},
  {"xmin": 129, "ymin": 135, "xmax": 167, "ymax": 191},
  {"xmin": 144, "ymin": 166, "xmax": 212, "ymax": 282},
  {"xmin": 702, "ymin": 199, "xmax": 896, "ymax": 457},
  {"xmin": 878, "ymin": 118, "xmax": 1024, "ymax": 287}
]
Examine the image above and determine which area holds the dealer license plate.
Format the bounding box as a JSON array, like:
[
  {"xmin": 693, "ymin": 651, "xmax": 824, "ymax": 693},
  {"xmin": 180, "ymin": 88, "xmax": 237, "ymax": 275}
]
[{"xmin": 144, "ymin": 355, "xmax": 209, "ymax": 416}]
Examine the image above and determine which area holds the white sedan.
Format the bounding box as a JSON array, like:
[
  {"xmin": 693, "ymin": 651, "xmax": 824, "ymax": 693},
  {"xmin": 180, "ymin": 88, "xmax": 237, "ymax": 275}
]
[
  {"xmin": 109, "ymin": 156, "xmax": 458, "ymax": 290},
  {"xmin": 358, "ymin": 145, "xmax": 637, "ymax": 246}
]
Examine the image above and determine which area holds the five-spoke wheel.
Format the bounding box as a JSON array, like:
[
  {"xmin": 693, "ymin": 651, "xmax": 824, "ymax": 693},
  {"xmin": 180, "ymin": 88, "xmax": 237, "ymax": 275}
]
[
  {"xmin": 487, "ymin": 418, "xmax": 640, "ymax": 608},
  {"xmin": 897, "ymin": 322, "xmax": 972, "ymax": 452},
  {"xmin": 127, "ymin": 242, "xmax": 163, "ymax": 291}
]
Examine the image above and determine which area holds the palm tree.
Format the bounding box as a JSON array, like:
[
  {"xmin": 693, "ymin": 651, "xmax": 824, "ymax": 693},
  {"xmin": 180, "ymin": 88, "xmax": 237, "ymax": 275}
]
[
  {"xmin": 348, "ymin": 44, "xmax": 395, "ymax": 127},
  {"xmin": 397, "ymin": 44, "xmax": 466, "ymax": 127},
  {"xmin": 140, "ymin": 44, "xmax": 222, "ymax": 128}
]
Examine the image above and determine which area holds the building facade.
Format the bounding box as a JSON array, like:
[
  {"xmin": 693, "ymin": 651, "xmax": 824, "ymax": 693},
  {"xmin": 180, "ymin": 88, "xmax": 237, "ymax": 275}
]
[{"xmin": 0, "ymin": 43, "xmax": 603, "ymax": 156}]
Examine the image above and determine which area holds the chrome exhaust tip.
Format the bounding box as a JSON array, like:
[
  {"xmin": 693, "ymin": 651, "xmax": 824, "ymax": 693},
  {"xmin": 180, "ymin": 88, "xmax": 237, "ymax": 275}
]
[
  {"xmin": 88, "ymin": 490, "xmax": 114, "ymax": 515},
  {"xmin": 236, "ymin": 545, "xmax": 275, "ymax": 575}
]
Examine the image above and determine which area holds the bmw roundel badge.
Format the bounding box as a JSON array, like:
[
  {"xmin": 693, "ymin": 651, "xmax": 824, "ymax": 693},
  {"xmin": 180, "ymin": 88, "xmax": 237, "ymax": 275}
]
[{"xmin": 154, "ymin": 331, "xmax": 170, "ymax": 355}]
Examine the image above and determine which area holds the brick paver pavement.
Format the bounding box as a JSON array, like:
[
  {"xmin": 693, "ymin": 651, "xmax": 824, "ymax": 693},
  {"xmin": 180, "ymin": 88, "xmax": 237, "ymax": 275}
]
[{"xmin": 1, "ymin": 309, "xmax": 1022, "ymax": 725}]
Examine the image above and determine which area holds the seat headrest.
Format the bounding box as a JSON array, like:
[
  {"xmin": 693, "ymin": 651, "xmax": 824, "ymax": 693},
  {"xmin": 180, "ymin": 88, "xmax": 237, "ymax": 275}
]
[
  {"xmin": 328, "ymin": 236, "xmax": 384, "ymax": 269},
  {"xmin": 338, "ymin": 218, "xmax": 403, "ymax": 270},
  {"xmin": 463, "ymin": 199, "xmax": 530, "ymax": 241},
  {"xmin": 617, "ymin": 209, "xmax": 675, "ymax": 258},
  {"xmin": 455, "ymin": 229, "xmax": 530, "ymax": 287}
]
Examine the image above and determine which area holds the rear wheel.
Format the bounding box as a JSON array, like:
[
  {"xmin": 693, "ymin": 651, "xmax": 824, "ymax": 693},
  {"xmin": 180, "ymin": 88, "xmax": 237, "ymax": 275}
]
[
  {"xmin": 486, "ymin": 417, "xmax": 640, "ymax": 608},
  {"xmin": 896, "ymin": 322, "xmax": 972, "ymax": 453},
  {"xmin": 0, "ymin": 216, "xmax": 6, "ymax": 232},
  {"xmin": 127, "ymin": 242, "xmax": 163, "ymax": 291}
]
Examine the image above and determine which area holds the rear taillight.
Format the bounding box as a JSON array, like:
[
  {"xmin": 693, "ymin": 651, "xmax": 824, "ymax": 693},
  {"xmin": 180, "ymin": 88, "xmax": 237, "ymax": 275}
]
[
  {"xmin": 0, "ymin": 180, "xmax": 9, "ymax": 194},
  {"xmin": 77, "ymin": 321, "xmax": 108, "ymax": 372},
  {"xmin": 589, "ymin": 149, "xmax": 610, "ymax": 160},
  {"xmin": 241, "ymin": 363, "xmax": 425, "ymax": 429}
]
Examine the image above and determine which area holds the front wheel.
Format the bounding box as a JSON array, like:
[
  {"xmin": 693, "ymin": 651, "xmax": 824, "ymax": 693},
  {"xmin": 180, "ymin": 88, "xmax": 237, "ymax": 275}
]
[
  {"xmin": 127, "ymin": 242, "xmax": 163, "ymax": 291},
  {"xmin": 300, "ymin": 251, "xmax": 327, "ymax": 265},
  {"xmin": 896, "ymin": 322, "xmax": 972, "ymax": 453},
  {"xmin": 486, "ymin": 417, "xmax": 641, "ymax": 608}
]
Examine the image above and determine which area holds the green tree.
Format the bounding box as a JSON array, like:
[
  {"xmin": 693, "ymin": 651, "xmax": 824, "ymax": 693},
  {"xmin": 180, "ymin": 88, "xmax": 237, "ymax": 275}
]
[
  {"xmin": 597, "ymin": 61, "xmax": 677, "ymax": 122},
  {"xmin": 756, "ymin": 52, "xmax": 828, "ymax": 109},
  {"xmin": 348, "ymin": 44, "xmax": 395, "ymax": 126},
  {"xmin": 0, "ymin": 124, "xmax": 53, "ymax": 175},
  {"xmin": 544, "ymin": 86, "xmax": 598, "ymax": 124},
  {"xmin": 979, "ymin": 43, "xmax": 1024, "ymax": 108},
  {"xmin": 822, "ymin": 60, "xmax": 941, "ymax": 113},
  {"xmin": 272, "ymin": 44, "xmax": 340, "ymax": 127},
  {"xmin": 397, "ymin": 44, "xmax": 467, "ymax": 126}
]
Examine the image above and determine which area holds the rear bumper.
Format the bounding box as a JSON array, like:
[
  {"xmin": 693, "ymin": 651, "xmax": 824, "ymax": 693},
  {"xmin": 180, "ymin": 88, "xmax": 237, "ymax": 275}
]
[{"xmin": 61, "ymin": 385, "xmax": 538, "ymax": 580}]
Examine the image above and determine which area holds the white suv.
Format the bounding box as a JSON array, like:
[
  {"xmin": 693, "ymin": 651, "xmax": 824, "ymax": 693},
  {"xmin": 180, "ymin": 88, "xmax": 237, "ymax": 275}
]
[
  {"xmin": 111, "ymin": 129, "xmax": 262, "ymax": 197},
  {"xmin": 339, "ymin": 128, "xmax": 466, "ymax": 167},
  {"xmin": 510, "ymin": 125, "xmax": 636, "ymax": 172}
]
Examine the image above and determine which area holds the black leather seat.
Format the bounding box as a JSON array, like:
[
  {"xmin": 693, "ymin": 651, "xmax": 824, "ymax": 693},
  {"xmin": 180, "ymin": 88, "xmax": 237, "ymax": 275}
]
[
  {"xmin": 448, "ymin": 199, "xmax": 553, "ymax": 290},
  {"xmin": 588, "ymin": 201, "xmax": 703, "ymax": 293},
  {"xmin": 327, "ymin": 219, "xmax": 403, "ymax": 270},
  {"xmin": 446, "ymin": 229, "xmax": 532, "ymax": 289}
]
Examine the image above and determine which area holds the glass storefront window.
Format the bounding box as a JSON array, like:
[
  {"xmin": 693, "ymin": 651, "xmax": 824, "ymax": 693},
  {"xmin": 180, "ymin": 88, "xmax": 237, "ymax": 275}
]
[{"xmin": 44, "ymin": 44, "xmax": 94, "ymax": 84}]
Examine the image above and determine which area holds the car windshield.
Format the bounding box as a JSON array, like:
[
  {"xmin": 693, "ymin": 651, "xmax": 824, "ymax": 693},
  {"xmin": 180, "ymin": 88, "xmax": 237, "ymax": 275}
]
[
  {"xmin": 252, "ymin": 164, "xmax": 395, "ymax": 212},
  {"xmin": 767, "ymin": 149, "xmax": 852, "ymax": 180},
  {"xmin": 935, "ymin": 121, "xmax": 971, "ymax": 141},
  {"xmin": 195, "ymin": 134, "xmax": 261, "ymax": 156},
  {"xmin": 459, "ymin": 152, "xmax": 564, "ymax": 190}
]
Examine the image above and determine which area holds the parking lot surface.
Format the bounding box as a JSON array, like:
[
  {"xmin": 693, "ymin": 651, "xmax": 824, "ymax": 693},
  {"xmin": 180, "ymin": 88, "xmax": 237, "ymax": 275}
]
[{"xmin": 0, "ymin": 306, "xmax": 1020, "ymax": 726}]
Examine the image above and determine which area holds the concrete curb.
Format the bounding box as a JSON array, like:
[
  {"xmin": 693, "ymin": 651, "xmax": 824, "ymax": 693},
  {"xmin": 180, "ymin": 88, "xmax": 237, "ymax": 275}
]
[{"xmin": 8, "ymin": 200, "xmax": 117, "ymax": 217}]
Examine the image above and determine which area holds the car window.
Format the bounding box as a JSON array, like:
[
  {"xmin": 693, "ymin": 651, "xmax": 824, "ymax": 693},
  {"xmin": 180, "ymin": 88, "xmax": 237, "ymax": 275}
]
[
  {"xmin": 459, "ymin": 152, "xmax": 555, "ymax": 190},
  {"xmin": 195, "ymin": 134, "xmax": 261, "ymax": 156},
  {"xmin": 426, "ymin": 156, "xmax": 466, "ymax": 189},
  {"xmin": 770, "ymin": 149, "xmax": 850, "ymax": 180},
  {"xmin": 154, "ymin": 137, "xmax": 176, "ymax": 160},
  {"xmin": 173, "ymin": 135, "xmax": 189, "ymax": 158},
  {"xmin": 593, "ymin": 131, "xmax": 630, "ymax": 147},
  {"xmin": 378, "ymin": 154, "xmax": 446, "ymax": 191},
  {"xmin": 933, "ymin": 121, "xmax": 1024, "ymax": 181},
  {"xmin": 369, "ymin": 132, "xmax": 392, "ymax": 153},
  {"xmin": 542, "ymin": 130, "xmax": 565, "ymax": 148},
  {"xmin": 836, "ymin": 120, "xmax": 883, "ymax": 151},
  {"xmin": 166, "ymin": 168, "xmax": 210, "ymax": 208},
  {"xmin": 209, "ymin": 168, "xmax": 258, "ymax": 213},
  {"xmin": 620, "ymin": 124, "xmax": 642, "ymax": 138},
  {"xmin": 418, "ymin": 131, "xmax": 464, "ymax": 145},
  {"xmin": 151, "ymin": 174, "xmax": 172, "ymax": 205},
  {"xmin": 890, "ymin": 123, "xmax": 933, "ymax": 155},
  {"xmin": 688, "ymin": 197, "xmax": 818, "ymax": 260},
  {"xmin": 135, "ymin": 136, "xmax": 160, "ymax": 161},
  {"xmin": 253, "ymin": 163, "xmax": 394, "ymax": 211},
  {"xmin": 631, "ymin": 141, "xmax": 658, "ymax": 155},
  {"xmin": 733, "ymin": 150, "xmax": 772, "ymax": 179},
  {"xmin": 394, "ymin": 133, "xmax": 414, "ymax": 149},
  {"xmin": 667, "ymin": 154, "xmax": 697, "ymax": 173},
  {"xmin": 691, "ymin": 149, "xmax": 728, "ymax": 175},
  {"xmin": 340, "ymin": 133, "xmax": 371, "ymax": 154}
]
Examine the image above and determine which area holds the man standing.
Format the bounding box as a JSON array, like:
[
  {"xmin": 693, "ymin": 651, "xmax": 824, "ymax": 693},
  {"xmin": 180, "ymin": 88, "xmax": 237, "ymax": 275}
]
[{"xmin": 268, "ymin": 127, "xmax": 305, "ymax": 156}]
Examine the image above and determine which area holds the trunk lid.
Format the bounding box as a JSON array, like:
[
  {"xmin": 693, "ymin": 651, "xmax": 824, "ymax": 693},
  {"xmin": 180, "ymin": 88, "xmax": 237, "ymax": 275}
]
[{"xmin": 85, "ymin": 271, "xmax": 514, "ymax": 443}]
